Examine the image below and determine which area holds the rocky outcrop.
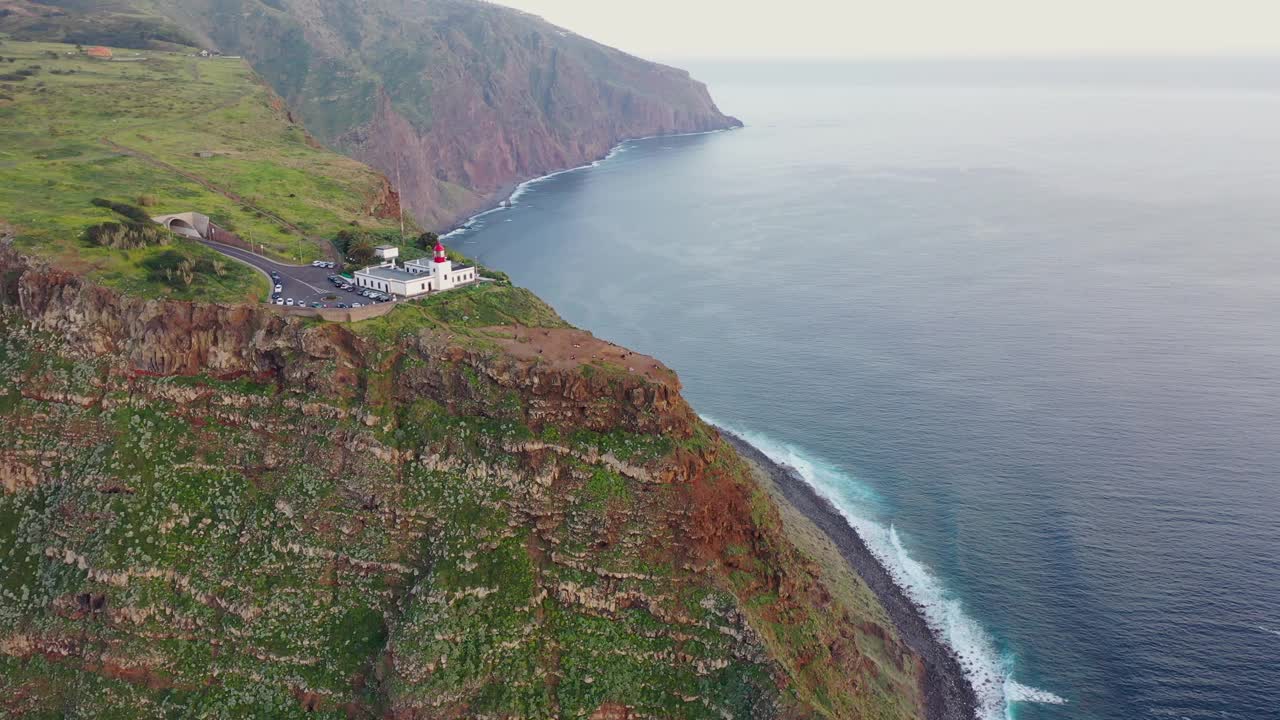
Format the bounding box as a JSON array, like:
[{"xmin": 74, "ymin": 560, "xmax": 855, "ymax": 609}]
[{"xmin": 1, "ymin": 248, "xmax": 688, "ymax": 434}]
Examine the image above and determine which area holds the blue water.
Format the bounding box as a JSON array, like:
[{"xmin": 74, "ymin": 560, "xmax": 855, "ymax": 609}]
[{"xmin": 445, "ymin": 59, "xmax": 1280, "ymax": 720}]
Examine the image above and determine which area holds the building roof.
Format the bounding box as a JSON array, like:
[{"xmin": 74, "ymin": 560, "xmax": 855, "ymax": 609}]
[
  {"xmin": 357, "ymin": 265, "xmax": 419, "ymax": 281},
  {"xmin": 374, "ymin": 244, "xmax": 397, "ymax": 251}
]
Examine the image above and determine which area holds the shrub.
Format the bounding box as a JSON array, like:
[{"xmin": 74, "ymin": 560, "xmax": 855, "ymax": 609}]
[
  {"xmin": 332, "ymin": 228, "xmax": 361, "ymax": 253},
  {"xmin": 479, "ymin": 266, "xmax": 511, "ymax": 284},
  {"xmin": 84, "ymin": 221, "xmax": 171, "ymax": 250},
  {"xmin": 91, "ymin": 197, "xmax": 152, "ymax": 223},
  {"xmin": 137, "ymin": 193, "xmax": 159, "ymax": 207},
  {"xmin": 143, "ymin": 249, "xmax": 197, "ymax": 287},
  {"xmin": 347, "ymin": 238, "xmax": 375, "ymax": 266},
  {"xmin": 142, "ymin": 249, "xmax": 225, "ymax": 288}
]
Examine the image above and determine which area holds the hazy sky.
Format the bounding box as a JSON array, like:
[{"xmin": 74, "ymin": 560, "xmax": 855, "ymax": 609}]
[{"xmin": 494, "ymin": 0, "xmax": 1280, "ymax": 60}]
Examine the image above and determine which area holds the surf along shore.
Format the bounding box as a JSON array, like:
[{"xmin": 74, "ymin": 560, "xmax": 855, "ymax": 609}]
[
  {"xmin": 720, "ymin": 429, "xmax": 979, "ymax": 720},
  {"xmin": 429, "ymin": 126, "xmax": 977, "ymax": 718},
  {"xmin": 441, "ymin": 127, "xmax": 739, "ymax": 239}
]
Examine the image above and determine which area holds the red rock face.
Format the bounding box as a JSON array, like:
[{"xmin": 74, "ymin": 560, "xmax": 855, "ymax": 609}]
[
  {"xmin": 285, "ymin": 0, "xmax": 740, "ymax": 231},
  {"xmin": 123, "ymin": 0, "xmax": 737, "ymax": 231},
  {"xmin": 348, "ymin": 67, "xmax": 738, "ymax": 231}
]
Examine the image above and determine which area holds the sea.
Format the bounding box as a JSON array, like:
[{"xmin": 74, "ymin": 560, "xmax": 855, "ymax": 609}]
[{"xmin": 443, "ymin": 58, "xmax": 1280, "ymax": 720}]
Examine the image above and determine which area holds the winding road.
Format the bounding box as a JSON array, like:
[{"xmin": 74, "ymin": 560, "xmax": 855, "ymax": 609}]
[{"xmin": 199, "ymin": 240, "xmax": 378, "ymax": 307}]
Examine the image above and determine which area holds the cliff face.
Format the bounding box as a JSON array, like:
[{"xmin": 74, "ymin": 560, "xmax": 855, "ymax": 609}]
[
  {"xmin": 226, "ymin": 0, "xmax": 742, "ymax": 229},
  {"xmin": 5, "ymin": 0, "xmax": 740, "ymax": 230},
  {"xmin": 0, "ymin": 247, "xmax": 921, "ymax": 718},
  {"xmin": 4, "ymin": 0, "xmax": 740, "ymax": 229}
]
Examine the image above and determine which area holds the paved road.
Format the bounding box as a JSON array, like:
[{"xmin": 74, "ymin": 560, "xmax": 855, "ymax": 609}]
[{"xmin": 199, "ymin": 240, "xmax": 389, "ymax": 308}]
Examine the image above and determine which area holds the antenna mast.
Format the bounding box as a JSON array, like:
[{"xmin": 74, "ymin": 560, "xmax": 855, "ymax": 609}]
[{"xmin": 396, "ymin": 157, "xmax": 405, "ymax": 243}]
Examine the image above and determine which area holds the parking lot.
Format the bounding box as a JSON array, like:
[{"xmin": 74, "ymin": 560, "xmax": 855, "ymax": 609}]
[{"xmin": 199, "ymin": 240, "xmax": 396, "ymax": 309}]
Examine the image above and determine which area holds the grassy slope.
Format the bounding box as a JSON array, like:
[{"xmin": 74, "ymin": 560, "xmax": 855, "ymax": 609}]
[{"xmin": 0, "ymin": 39, "xmax": 403, "ymax": 301}]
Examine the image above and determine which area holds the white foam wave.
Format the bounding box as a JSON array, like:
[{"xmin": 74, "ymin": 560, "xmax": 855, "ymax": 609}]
[
  {"xmin": 1005, "ymin": 680, "xmax": 1068, "ymax": 705},
  {"xmin": 440, "ymin": 127, "xmax": 733, "ymax": 240},
  {"xmin": 705, "ymin": 416, "xmax": 1065, "ymax": 720},
  {"xmin": 1259, "ymin": 625, "xmax": 1280, "ymax": 638}
]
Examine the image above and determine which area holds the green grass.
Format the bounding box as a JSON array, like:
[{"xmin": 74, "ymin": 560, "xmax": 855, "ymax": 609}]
[
  {"xmin": 0, "ymin": 40, "xmax": 404, "ymax": 302},
  {"xmin": 353, "ymin": 283, "xmax": 570, "ymax": 342}
]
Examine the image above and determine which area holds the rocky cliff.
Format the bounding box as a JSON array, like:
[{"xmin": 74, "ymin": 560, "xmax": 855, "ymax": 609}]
[
  {"xmin": 0, "ymin": 246, "xmax": 922, "ymax": 718},
  {"xmin": 2, "ymin": 0, "xmax": 742, "ymax": 230},
  {"xmin": 200, "ymin": 0, "xmax": 743, "ymax": 229}
]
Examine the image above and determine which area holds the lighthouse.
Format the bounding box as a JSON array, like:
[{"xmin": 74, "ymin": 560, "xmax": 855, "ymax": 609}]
[
  {"xmin": 356, "ymin": 238, "xmax": 478, "ymax": 298},
  {"xmin": 401, "ymin": 238, "xmax": 478, "ymax": 292}
]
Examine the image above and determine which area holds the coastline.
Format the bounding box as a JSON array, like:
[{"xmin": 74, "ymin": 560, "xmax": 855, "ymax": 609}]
[
  {"xmin": 433, "ymin": 121, "xmax": 979, "ymax": 718},
  {"xmin": 719, "ymin": 429, "xmax": 979, "ymax": 720},
  {"xmin": 440, "ymin": 126, "xmax": 740, "ymax": 240}
]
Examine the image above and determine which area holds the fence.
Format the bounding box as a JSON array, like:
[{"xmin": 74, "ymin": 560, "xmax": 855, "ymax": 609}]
[{"xmin": 264, "ymin": 301, "xmax": 397, "ymax": 323}]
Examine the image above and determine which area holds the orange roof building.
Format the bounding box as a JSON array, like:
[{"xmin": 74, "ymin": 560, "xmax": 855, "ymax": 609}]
[{"xmin": 85, "ymin": 46, "xmax": 113, "ymax": 59}]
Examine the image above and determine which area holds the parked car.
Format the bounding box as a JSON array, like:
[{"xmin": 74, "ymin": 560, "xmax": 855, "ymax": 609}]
[
  {"xmin": 274, "ymin": 298, "xmax": 284, "ymax": 306},
  {"xmin": 337, "ymin": 303, "xmax": 348, "ymax": 309},
  {"xmin": 286, "ymin": 298, "xmax": 294, "ymax": 306},
  {"xmin": 274, "ymin": 284, "xmax": 283, "ymax": 293},
  {"xmin": 351, "ymin": 303, "xmax": 363, "ymax": 308}
]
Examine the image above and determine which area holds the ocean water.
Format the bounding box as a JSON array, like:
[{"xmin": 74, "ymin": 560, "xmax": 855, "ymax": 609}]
[{"xmin": 445, "ymin": 59, "xmax": 1280, "ymax": 720}]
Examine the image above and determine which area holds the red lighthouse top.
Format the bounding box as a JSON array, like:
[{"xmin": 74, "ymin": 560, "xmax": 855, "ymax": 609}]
[{"xmin": 433, "ymin": 241, "xmax": 447, "ymax": 263}]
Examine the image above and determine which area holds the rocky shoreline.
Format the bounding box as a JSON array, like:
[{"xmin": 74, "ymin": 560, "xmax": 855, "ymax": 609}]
[{"xmin": 720, "ymin": 430, "xmax": 979, "ymax": 720}]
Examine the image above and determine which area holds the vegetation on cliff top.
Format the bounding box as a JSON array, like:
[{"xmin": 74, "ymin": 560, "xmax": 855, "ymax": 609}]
[
  {"xmin": 0, "ymin": 39, "xmax": 403, "ymax": 301},
  {"xmin": 2, "ymin": 0, "xmax": 741, "ymax": 231}
]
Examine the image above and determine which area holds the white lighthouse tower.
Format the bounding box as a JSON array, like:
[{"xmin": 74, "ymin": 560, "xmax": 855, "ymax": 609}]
[
  {"xmin": 393, "ymin": 238, "xmax": 477, "ymax": 294},
  {"xmin": 430, "ymin": 240, "xmax": 452, "ymax": 280}
]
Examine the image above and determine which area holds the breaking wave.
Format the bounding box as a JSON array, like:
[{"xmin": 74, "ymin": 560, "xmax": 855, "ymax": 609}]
[
  {"xmin": 705, "ymin": 416, "xmax": 1066, "ymax": 720},
  {"xmin": 442, "ymin": 127, "xmax": 732, "ymax": 240}
]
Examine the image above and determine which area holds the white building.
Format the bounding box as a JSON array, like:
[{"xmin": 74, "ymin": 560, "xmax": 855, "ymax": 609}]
[
  {"xmin": 373, "ymin": 244, "xmax": 399, "ymax": 261},
  {"xmin": 403, "ymin": 241, "xmax": 477, "ymax": 289},
  {"xmin": 353, "ymin": 241, "xmax": 477, "ymax": 298}
]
